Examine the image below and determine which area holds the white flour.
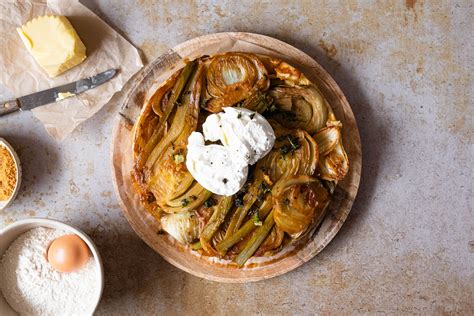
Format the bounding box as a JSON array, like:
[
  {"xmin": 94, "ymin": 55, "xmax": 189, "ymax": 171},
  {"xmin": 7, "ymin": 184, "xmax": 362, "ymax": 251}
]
[{"xmin": 0, "ymin": 227, "xmax": 99, "ymax": 316}]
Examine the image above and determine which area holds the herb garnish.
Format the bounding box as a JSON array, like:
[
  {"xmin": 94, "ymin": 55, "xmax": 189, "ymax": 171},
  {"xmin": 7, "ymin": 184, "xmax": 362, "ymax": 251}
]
[
  {"xmin": 279, "ymin": 145, "xmax": 291, "ymax": 155},
  {"xmin": 288, "ymin": 135, "xmax": 300, "ymax": 150},
  {"xmin": 279, "ymin": 134, "xmax": 301, "ymax": 155},
  {"xmin": 256, "ymin": 181, "xmax": 272, "ymax": 202},
  {"xmin": 253, "ymin": 213, "xmax": 263, "ymax": 226},
  {"xmin": 237, "ymin": 113, "xmax": 242, "ymax": 119},
  {"xmin": 173, "ymin": 153, "xmax": 184, "ymax": 164},
  {"xmin": 181, "ymin": 198, "xmax": 189, "ymax": 207},
  {"xmin": 249, "ymin": 113, "xmax": 255, "ymax": 120},
  {"xmin": 260, "ymin": 182, "xmax": 271, "ymax": 194},
  {"xmin": 223, "ymin": 178, "xmax": 228, "ymax": 184},
  {"xmin": 204, "ymin": 197, "xmax": 216, "ymax": 208},
  {"xmin": 234, "ymin": 196, "xmax": 244, "ymax": 207}
]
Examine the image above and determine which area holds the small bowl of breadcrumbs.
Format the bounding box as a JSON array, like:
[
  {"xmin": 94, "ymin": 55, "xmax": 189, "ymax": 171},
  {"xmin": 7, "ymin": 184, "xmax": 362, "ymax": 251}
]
[{"xmin": 0, "ymin": 138, "xmax": 21, "ymax": 210}]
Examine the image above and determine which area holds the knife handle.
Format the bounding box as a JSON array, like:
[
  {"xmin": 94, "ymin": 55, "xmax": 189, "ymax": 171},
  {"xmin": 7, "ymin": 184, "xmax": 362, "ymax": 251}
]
[{"xmin": 0, "ymin": 100, "xmax": 20, "ymax": 116}]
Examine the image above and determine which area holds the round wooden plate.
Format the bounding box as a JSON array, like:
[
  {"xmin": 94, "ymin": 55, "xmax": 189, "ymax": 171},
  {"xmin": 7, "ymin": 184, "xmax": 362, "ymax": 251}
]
[{"xmin": 111, "ymin": 32, "xmax": 361, "ymax": 283}]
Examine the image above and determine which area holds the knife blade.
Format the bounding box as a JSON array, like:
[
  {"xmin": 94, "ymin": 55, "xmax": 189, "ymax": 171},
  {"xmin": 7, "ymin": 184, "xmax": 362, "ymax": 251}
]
[{"xmin": 0, "ymin": 69, "xmax": 117, "ymax": 116}]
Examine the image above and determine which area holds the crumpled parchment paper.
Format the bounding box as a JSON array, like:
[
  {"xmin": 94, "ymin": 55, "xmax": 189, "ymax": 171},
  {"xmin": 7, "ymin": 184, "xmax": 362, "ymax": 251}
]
[{"xmin": 0, "ymin": 0, "xmax": 143, "ymax": 140}]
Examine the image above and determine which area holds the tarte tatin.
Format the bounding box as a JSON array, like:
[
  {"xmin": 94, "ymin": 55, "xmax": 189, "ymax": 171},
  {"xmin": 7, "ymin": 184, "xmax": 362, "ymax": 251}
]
[{"xmin": 132, "ymin": 53, "xmax": 349, "ymax": 266}]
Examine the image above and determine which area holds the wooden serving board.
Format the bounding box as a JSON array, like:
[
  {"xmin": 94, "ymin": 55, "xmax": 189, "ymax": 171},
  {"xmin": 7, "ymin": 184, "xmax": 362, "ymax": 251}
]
[{"xmin": 111, "ymin": 32, "xmax": 361, "ymax": 283}]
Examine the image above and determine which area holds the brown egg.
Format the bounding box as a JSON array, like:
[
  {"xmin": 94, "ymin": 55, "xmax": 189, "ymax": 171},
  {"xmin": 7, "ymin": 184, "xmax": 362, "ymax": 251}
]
[{"xmin": 47, "ymin": 234, "xmax": 90, "ymax": 273}]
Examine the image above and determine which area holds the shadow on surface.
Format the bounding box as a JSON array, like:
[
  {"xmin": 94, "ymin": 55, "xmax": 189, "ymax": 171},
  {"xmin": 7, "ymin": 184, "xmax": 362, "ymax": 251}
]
[
  {"xmin": 79, "ymin": 0, "xmax": 136, "ymax": 46},
  {"xmin": 0, "ymin": 133, "xmax": 61, "ymax": 206},
  {"xmin": 87, "ymin": 228, "xmax": 184, "ymax": 309},
  {"xmin": 68, "ymin": 14, "xmax": 103, "ymax": 58}
]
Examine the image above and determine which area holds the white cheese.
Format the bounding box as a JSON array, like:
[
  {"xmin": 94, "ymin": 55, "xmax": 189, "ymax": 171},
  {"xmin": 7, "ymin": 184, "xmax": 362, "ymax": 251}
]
[
  {"xmin": 186, "ymin": 132, "xmax": 248, "ymax": 196},
  {"xmin": 202, "ymin": 107, "xmax": 275, "ymax": 164},
  {"xmin": 186, "ymin": 108, "xmax": 275, "ymax": 196}
]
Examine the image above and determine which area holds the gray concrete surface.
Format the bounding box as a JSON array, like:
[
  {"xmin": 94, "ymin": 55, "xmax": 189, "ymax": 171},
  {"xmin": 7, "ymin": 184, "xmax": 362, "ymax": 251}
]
[{"xmin": 1, "ymin": 0, "xmax": 473, "ymax": 314}]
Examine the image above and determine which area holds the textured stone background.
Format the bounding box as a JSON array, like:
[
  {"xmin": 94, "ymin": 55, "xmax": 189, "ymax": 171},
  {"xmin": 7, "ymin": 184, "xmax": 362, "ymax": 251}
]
[{"xmin": 1, "ymin": 0, "xmax": 473, "ymax": 314}]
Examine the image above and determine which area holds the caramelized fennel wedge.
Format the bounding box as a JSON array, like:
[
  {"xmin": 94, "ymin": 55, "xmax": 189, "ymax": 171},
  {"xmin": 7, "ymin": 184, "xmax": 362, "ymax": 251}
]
[
  {"xmin": 234, "ymin": 210, "xmax": 275, "ymax": 267},
  {"xmin": 269, "ymin": 85, "xmax": 328, "ymax": 134},
  {"xmin": 200, "ymin": 196, "xmax": 233, "ymax": 243},
  {"xmin": 216, "ymin": 196, "xmax": 273, "ymax": 255},
  {"xmin": 203, "ymin": 53, "xmax": 270, "ymax": 112},
  {"xmin": 273, "ymin": 175, "xmax": 329, "ymax": 237},
  {"xmin": 135, "ymin": 61, "xmax": 197, "ymax": 170}
]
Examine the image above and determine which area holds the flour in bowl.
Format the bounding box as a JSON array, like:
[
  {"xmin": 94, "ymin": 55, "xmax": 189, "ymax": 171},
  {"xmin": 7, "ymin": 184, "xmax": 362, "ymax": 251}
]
[{"xmin": 0, "ymin": 227, "xmax": 99, "ymax": 316}]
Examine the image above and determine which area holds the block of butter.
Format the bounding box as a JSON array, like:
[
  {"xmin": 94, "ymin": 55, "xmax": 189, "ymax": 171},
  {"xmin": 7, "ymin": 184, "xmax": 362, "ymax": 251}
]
[{"xmin": 17, "ymin": 15, "xmax": 87, "ymax": 78}]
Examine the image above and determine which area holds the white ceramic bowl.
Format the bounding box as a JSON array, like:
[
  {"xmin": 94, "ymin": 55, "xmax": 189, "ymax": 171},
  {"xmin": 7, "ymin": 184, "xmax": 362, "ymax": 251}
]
[
  {"xmin": 0, "ymin": 138, "xmax": 21, "ymax": 210},
  {"xmin": 0, "ymin": 218, "xmax": 104, "ymax": 315}
]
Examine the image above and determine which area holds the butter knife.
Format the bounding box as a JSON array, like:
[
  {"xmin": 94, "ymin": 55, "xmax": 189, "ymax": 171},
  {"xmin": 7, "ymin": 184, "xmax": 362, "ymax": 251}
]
[{"xmin": 0, "ymin": 69, "xmax": 117, "ymax": 116}]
